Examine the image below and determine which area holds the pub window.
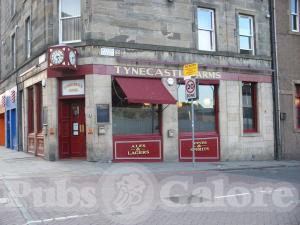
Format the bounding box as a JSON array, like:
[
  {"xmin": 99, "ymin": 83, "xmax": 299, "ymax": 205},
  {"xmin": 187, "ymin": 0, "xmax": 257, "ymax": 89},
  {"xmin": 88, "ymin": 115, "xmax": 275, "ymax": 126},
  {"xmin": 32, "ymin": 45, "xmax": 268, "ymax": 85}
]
[
  {"xmin": 97, "ymin": 104, "xmax": 110, "ymax": 123},
  {"xmin": 59, "ymin": 0, "xmax": 81, "ymax": 43},
  {"xmin": 242, "ymin": 82, "xmax": 257, "ymax": 133},
  {"xmin": 197, "ymin": 8, "xmax": 216, "ymax": 51},
  {"xmin": 25, "ymin": 16, "xmax": 32, "ymax": 59},
  {"xmin": 36, "ymin": 83, "xmax": 43, "ymax": 133},
  {"xmin": 11, "ymin": 33, "xmax": 16, "ymax": 70},
  {"xmin": 291, "ymin": 0, "xmax": 299, "ymax": 32},
  {"xmin": 178, "ymin": 84, "xmax": 217, "ymax": 132},
  {"xmin": 28, "ymin": 87, "xmax": 34, "ymax": 134},
  {"xmin": 112, "ymin": 81, "xmax": 160, "ymax": 135},
  {"xmin": 239, "ymin": 15, "xmax": 255, "ymax": 55},
  {"xmin": 295, "ymin": 84, "xmax": 300, "ymax": 129}
]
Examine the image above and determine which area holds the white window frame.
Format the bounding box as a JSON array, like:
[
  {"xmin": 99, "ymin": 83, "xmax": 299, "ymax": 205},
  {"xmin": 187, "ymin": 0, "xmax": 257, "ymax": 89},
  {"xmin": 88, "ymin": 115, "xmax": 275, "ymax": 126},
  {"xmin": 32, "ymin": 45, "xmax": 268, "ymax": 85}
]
[
  {"xmin": 11, "ymin": 33, "xmax": 16, "ymax": 70},
  {"xmin": 25, "ymin": 17, "xmax": 32, "ymax": 59},
  {"xmin": 197, "ymin": 8, "xmax": 216, "ymax": 52},
  {"xmin": 239, "ymin": 15, "xmax": 255, "ymax": 55},
  {"xmin": 59, "ymin": 0, "xmax": 81, "ymax": 44},
  {"xmin": 291, "ymin": 0, "xmax": 299, "ymax": 32}
]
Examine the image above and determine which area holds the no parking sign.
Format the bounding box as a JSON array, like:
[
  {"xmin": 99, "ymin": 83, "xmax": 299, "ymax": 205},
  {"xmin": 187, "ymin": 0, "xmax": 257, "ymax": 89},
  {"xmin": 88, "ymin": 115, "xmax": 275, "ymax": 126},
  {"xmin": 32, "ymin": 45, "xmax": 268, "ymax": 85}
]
[{"xmin": 185, "ymin": 79, "xmax": 198, "ymax": 100}]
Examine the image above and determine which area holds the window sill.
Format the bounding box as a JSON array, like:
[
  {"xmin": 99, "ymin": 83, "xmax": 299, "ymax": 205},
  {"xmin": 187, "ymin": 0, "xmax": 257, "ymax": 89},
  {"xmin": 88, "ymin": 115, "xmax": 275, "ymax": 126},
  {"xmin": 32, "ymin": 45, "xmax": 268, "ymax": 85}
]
[
  {"xmin": 197, "ymin": 49, "xmax": 216, "ymax": 52},
  {"xmin": 288, "ymin": 31, "xmax": 300, "ymax": 36},
  {"xmin": 241, "ymin": 132, "xmax": 261, "ymax": 137},
  {"xmin": 60, "ymin": 40, "xmax": 82, "ymax": 45}
]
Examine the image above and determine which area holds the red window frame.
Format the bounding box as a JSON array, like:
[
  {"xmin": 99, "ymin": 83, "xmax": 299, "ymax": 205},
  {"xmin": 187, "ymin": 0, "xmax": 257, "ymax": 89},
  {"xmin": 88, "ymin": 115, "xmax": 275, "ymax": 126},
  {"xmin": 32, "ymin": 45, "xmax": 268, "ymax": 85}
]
[
  {"xmin": 242, "ymin": 82, "xmax": 258, "ymax": 133},
  {"xmin": 296, "ymin": 84, "xmax": 300, "ymax": 129},
  {"xmin": 36, "ymin": 83, "xmax": 43, "ymax": 133},
  {"xmin": 27, "ymin": 87, "xmax": 34, "ymax": 133}
]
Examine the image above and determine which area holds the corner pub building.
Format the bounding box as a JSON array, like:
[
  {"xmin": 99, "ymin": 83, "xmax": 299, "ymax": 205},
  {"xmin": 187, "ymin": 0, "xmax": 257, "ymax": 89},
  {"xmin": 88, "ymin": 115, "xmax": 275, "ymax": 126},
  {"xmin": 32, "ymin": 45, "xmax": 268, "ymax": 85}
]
[{"xmin": 0, "ymin": 0, "xmax": 275, "ymax": 162}]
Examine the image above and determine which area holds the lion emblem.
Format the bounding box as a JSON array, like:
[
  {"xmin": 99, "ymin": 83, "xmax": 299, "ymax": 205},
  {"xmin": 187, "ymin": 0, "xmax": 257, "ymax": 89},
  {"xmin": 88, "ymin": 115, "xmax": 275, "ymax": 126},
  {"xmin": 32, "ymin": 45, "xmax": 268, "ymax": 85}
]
[{"xmin": 113, "ymin": 174, "xmax": 146, "ymax": 211}]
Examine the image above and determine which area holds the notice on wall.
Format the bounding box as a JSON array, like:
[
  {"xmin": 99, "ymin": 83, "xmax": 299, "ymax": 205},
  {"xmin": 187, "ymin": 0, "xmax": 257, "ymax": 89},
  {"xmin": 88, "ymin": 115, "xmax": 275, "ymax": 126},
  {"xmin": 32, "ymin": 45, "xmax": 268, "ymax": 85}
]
[{"xmin": 62, "ymin": 79, "xmax": 85, "ymax": 96}]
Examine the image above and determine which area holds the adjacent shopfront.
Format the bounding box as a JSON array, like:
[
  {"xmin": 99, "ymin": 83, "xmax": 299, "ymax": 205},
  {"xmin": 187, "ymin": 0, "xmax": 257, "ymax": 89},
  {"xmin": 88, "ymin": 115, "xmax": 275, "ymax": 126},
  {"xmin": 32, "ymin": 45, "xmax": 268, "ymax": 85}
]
[
  {"xmin": 5, "ymin": 87, "xmax": 17, "ymax": 150},
  {"xmin": 0, "ymin": 93, "xmax": 5, "ymax": 146},
  {"xmin": 27, "ymin": 82, "xmax": 45, "ymax": 156}
]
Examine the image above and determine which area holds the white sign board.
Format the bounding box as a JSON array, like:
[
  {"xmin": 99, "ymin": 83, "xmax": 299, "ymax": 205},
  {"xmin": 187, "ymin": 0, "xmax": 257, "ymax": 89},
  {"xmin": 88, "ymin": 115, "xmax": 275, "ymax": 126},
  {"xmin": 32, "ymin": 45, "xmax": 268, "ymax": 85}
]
[
  {"xmin": 100, "ymin": 47, "xmax": 115, "ymax": 57},
  {"xmin": 62, "ymin": 79, "xmax": 85, "ymax": 96},
  {"xmin": 185, "ymin": 79, "xmax": 198, "ymax": 100}
]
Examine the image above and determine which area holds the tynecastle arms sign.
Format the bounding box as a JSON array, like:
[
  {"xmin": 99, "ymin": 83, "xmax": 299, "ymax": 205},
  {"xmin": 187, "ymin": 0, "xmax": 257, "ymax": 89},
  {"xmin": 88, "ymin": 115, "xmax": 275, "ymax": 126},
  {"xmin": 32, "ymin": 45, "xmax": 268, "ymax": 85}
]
[{"xmin": 112, "ymin": 65, "xmax": 222, "ymax": 79}]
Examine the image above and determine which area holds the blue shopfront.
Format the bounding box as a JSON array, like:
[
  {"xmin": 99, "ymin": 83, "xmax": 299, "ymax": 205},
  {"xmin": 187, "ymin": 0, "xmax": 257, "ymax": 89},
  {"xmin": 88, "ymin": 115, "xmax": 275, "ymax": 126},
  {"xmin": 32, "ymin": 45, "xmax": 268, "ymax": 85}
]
[{"xmin": 5, "ymin": 87, "xmax": 18, "ymax": 150}]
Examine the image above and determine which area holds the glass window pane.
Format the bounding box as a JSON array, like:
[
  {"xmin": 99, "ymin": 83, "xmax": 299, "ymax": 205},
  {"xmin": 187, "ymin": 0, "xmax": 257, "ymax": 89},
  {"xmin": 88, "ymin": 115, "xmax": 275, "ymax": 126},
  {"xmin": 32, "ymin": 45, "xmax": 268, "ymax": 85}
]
[
  {"xmin": 198, "ymin": 9, "xmax": 213, "ymax": 30},
  {"xmin": 291, "ymin": 0, "xmax": 298, "ymax": 14},
  {"xmin": 198, "ymin": 30, "xmax": 212, "ymax": 51},
  {"xmin": 239, "ymin": 17, "xmax": 252, "ymax": 36},
  {"xmin": 178, "ymin": 85, "xmax": 216, "ymax": 132},
  {"xmin": 61, "ymin": 0, "xmax": 81, "ymax": 18},
  {"xmin": 242, "ymin": 83, "xmax": 255, "ymax": 131},
  {"xmin": 292, "ymin": 15, "xmax": 298, "ymax": 30},
  {"xmin": 62, "ymin": 17, "xmax": 81, "ymax": 41},
  {"xmin": 240, "ymin": 36, "xmax": 251, "ymax": 50}
]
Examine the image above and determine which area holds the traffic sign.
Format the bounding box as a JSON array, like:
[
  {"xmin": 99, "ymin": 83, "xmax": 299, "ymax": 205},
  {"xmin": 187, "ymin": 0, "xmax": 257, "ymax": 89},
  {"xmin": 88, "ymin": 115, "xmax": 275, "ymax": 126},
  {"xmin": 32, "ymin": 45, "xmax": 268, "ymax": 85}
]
[
  {"xmin": 183, "ymin": 63, "xmax": 198, "ymax": 78},
  {"xmin": 185, "ymin": 79, "xmax": 198, "ymax": 100}
]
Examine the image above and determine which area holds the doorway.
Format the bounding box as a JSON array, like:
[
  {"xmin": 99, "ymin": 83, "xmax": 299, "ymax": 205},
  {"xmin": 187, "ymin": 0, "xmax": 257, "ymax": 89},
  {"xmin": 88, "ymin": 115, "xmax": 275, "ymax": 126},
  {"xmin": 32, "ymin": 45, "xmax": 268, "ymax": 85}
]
[
  {"xmin": 11, "ymin": 109, "xmax": 17, "ymax": 149},
  {"xmin": 59, "ymin": 99, "xmax": 86, "ymax": 158},
  {"xmin": 6, "ymin": 111, "xmax": 10, "ymax": 148}
]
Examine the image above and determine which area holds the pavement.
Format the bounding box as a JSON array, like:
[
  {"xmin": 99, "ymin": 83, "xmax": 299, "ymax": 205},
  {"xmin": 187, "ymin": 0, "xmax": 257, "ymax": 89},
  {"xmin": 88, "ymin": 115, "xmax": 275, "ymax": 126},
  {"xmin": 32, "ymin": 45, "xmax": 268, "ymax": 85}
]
[
  {"xmin": 0, "ymin": 146, "xmax": 300, "ymax": 225},
  {"xmin": 0, "ymin": 146, "xmax": 300, "ymax": 178}
]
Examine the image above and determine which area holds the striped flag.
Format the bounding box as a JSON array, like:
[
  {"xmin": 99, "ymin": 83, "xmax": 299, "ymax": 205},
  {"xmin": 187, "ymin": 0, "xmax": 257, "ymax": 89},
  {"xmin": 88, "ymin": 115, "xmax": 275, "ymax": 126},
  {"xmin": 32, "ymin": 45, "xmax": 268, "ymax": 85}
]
[
  {"xmin": 1, "ymin": 95, "xmax": 5, "ymax": 107},
  {"xmin": 11, "ymin": 90, "xmax": 16, "ymax": 103}
]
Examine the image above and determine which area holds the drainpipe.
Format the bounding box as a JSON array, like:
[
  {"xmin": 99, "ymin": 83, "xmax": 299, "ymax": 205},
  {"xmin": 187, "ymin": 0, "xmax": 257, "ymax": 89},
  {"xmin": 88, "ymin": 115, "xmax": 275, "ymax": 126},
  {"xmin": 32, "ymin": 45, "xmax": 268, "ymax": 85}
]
[{"xmin": 269, "ymin": 0, "xmax": 282, "ymax": 160}]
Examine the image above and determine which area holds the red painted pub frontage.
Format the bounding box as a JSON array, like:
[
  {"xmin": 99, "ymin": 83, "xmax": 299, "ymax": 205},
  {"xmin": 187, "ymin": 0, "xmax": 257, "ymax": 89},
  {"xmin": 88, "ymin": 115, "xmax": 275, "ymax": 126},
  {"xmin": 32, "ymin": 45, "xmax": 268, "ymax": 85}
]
[{"xmin": 35, "ymin": 45, "xmax": 274, "ymax": 163}]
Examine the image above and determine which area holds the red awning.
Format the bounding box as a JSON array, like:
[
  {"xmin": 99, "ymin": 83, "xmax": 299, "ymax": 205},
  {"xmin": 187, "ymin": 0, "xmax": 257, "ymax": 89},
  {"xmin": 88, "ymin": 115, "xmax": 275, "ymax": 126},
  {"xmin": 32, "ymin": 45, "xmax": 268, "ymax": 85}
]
[{"xmin": 115, "ymin": 77, "xmax": 176, "ymax": 104}]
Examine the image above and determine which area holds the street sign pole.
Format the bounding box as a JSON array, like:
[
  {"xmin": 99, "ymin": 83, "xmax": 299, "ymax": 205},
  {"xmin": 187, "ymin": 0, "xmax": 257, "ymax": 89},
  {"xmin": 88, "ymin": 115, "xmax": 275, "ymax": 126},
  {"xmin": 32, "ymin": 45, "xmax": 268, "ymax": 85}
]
[
  {"xmin": 183, "ymin": 63, "xmax": 199, "ymax": 168},
  {"xmin": 191, "ymin": 99, "xmax": 195, "ymax": 167}
]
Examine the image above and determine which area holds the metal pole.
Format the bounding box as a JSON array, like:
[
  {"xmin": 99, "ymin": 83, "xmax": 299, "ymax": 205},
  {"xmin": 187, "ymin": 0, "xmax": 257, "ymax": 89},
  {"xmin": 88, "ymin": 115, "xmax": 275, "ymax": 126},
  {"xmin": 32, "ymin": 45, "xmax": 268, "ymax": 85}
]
[{"xmin": 191, "ymin": 99, "xmax": 195, "ymax": 167}]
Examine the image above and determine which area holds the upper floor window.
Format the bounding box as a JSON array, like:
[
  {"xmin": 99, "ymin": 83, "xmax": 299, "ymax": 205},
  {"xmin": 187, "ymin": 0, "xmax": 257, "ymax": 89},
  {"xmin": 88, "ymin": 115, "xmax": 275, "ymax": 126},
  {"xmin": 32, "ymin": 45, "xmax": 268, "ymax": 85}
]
[
  {"xmin": 239, "ymin": 15, "xmax": 254, "ymax": 55},
  {"xmin": 197, "ymin": 8, "xmax": 215, "ymax": 51},
  {"xmin": 59, "ymin": 0, "xmax": 81, "ymax": 43},
  {"xmin": 291, "ymin": 0, "xmax": 299, "ymax": 32},
  {"xmin": 295, "ymin": 84, "xmax": 300, "ymax": 129},
  {"xmin": 242, "ymin": 82, "xmax": 257, "ymax": 133},
  {"xmin": 11, "ymin": 33, "xmax": 16, "ymax": 70},
  {"xmin": 25, "ymin": 17, "xmax": 32, "ymax": 59}
]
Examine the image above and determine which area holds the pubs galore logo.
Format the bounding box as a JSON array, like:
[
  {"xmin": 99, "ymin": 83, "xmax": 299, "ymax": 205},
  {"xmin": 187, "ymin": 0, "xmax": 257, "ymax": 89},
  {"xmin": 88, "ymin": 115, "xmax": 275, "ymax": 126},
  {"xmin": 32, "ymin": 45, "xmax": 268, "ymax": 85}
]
[{"xmin": 99, "ymin": 164, "xmax": 157, "ymax": 224}]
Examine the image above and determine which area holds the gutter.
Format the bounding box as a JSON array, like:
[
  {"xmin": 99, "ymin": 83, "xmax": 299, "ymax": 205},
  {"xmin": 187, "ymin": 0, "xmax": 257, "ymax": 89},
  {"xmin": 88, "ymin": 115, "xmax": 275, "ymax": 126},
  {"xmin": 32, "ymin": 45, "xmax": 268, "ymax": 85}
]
[{"xmin": 269, "ymin": 0, "xmax": 282, "ymax": 160}]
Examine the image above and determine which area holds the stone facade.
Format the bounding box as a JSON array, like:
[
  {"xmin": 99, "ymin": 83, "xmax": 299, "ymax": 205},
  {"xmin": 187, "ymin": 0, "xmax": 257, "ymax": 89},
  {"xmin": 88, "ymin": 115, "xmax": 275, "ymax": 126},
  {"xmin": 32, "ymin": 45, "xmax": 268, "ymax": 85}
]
[
  {"xmin": 0, "ymin": 0, "xmax": 274, "ymax": 162},
  {"xmin": 275, "ymin": 0, "xmax": 300, "ymax": 160}
]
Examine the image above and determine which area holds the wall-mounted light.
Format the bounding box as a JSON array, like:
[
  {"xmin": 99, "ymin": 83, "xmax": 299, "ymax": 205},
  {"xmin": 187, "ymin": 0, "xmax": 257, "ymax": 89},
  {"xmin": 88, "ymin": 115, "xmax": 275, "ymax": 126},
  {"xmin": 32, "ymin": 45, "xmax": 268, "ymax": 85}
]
[
  {"xmin": 167, "ymin": 78, "xmax": 175, "ymax": 86},
  {"xmin": 42, "ymin": 79, "xmax": 46, "ymax": 88}
]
